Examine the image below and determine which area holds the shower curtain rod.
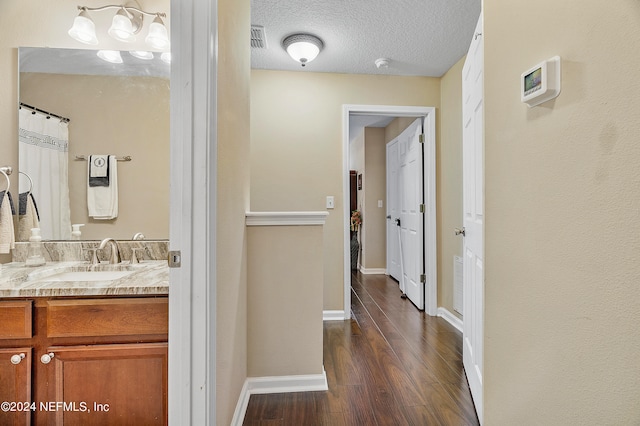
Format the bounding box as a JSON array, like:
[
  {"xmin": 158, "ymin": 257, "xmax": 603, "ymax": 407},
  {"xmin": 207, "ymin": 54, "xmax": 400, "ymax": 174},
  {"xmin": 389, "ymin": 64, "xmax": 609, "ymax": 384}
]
[{"xmin": 19, "ymin": 102, "xmax": 70, "ymax": 123}]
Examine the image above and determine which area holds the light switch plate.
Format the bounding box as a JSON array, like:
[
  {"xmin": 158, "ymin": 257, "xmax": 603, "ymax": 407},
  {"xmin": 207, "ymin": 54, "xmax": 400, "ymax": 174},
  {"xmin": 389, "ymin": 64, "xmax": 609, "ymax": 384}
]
[
  {"xmin": 378, "ymin": 200, "xmax": 383, "ymax": 208},
  {"xmin": 326, "ymin": 196, "xmax": 335, "ymax": 209}
]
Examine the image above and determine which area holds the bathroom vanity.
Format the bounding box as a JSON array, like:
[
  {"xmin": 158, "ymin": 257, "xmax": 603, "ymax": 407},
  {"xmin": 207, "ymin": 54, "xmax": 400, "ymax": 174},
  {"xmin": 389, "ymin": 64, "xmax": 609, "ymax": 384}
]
[{"xmin": 0, "ymin": 259, "xmax": 169, "ymax": 425}]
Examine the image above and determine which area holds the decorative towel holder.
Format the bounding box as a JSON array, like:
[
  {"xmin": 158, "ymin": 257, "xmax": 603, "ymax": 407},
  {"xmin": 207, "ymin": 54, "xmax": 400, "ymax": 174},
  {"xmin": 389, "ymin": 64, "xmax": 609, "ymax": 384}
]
[
  {"xmin": 0, "ymin": 166, "xmax": 13, "ymax": 192},
  {"xmin": 75, "ymin": 155, "xmax": 132, "ymax": 162},
  {"xmin": 19, "ymin": 171, "xmax": 33, "ymax": 195}
]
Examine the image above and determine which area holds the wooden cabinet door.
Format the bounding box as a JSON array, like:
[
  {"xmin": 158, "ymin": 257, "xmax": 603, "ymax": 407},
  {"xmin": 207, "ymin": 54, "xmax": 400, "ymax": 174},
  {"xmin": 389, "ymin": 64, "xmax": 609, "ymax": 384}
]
[
  {"xmin": 41, "ymin": 343, "xmax": 167, "ymax": 426},
  {"xmin": 0, "ymin": 347, "xmax": 32, "ymax": 426}
]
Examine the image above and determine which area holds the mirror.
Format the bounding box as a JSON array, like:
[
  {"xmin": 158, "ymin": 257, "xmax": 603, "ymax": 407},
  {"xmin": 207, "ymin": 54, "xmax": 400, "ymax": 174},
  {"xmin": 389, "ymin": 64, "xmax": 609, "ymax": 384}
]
[{"xmin": 18, "ymin": 47, "xmax": 169, "ymax": 241}]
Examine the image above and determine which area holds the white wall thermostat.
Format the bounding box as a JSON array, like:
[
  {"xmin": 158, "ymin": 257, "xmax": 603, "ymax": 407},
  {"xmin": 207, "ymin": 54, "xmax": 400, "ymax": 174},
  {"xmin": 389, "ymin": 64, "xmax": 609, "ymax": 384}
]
[{"xmin": 521, "ymin": 56, "xmax": 561, "ymax": 107}]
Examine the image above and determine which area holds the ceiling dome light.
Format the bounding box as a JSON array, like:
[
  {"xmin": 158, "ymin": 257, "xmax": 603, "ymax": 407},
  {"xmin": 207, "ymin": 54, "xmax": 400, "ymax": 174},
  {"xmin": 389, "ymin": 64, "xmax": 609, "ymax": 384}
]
[
  {"xmin": 97, "ymin": 50, "xmax": 123, "ymax": 64},
  {"xmin": 375, "ymin": 58, "xmax": 390, "ymax": 69},
  {"xmin": 146, "ymin": 15, "xmax": 170, "ymax": 50},
  {"xmin": 282, "ymin": 34, "xmax": 323, "ymax": 67},
  {"xmin": 68, "ymin": 9, "xmax": 98, "ymax": 45},
  {"xmin": 160, "ymin": 52, "xmax": 171, "ymax": 64}
]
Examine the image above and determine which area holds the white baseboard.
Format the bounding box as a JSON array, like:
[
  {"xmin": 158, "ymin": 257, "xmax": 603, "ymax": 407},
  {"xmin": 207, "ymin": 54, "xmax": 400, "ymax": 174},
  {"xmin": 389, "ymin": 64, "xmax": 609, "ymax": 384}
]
[
  {"xmin": 437, "ymin": 307, "xmax": 463, "ymax": 332},
  {"xmin": 231, "ymin": 369, "xmax": 328, "ymax": 426},
  {"xmin": 323, "ymin": 310, "xmax": 346, "ymax": 321},
  {"xmin": 359, "ymin": 267, "xmax": 387, "ymax": 275}
]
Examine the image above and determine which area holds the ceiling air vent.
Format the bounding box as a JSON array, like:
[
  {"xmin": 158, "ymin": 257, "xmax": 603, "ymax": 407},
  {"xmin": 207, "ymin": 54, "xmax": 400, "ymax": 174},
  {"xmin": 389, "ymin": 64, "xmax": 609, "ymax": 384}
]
[{"xmin": 251, "ymin": 25, "xmax": 267, "ymax": 49}]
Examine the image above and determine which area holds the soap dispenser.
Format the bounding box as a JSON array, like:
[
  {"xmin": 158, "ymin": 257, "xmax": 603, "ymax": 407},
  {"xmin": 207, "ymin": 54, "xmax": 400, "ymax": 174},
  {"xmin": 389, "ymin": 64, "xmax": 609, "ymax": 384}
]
[
  {"xmin": 25, "ymin": 228, "xmax": 46, "ymax": 267},
  {"xmin": 71, "ymin": 224, "xmax": 85, "ymax": 240}
]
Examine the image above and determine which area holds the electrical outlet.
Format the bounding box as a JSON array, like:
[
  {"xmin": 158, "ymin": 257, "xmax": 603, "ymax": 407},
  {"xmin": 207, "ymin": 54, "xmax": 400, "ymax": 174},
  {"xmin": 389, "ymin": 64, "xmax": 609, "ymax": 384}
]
[{"xmin": 326, "ymin": 196, "xmax": 335, "ymax": 209}]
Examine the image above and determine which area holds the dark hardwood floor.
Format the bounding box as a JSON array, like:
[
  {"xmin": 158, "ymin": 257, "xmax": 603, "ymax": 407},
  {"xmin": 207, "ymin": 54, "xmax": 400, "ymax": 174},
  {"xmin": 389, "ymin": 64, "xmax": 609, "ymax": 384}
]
[{"xmin": 243, "ymin": 272, "xmax": 479, "ymax": 425}]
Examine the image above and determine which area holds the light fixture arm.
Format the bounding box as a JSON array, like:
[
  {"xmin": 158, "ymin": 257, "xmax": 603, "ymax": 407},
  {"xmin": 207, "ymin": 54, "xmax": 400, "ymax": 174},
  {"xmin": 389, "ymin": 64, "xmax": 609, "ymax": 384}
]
[{"xmin": 77, "ymin": 4, "xmax": 166, "ymax": 18}]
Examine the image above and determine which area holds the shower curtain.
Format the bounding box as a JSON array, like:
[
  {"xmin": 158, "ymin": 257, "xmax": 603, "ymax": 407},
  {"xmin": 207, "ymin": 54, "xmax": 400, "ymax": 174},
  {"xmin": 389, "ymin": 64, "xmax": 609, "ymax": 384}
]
[{"xmin": 19, "ymin": 108, "xmax": 71, "ymax": 240}]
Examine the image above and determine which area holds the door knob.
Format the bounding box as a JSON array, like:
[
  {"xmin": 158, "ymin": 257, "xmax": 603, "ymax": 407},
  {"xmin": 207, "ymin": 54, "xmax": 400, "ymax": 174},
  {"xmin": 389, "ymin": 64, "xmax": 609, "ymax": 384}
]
[
  {"xmin": 10, "ymin": 353, "xmax": 25, "ymax": 365},
  {"xmin": 386, "ymin": 215, "xmax": 391, "ymax": 219},
  {"xmin": 454, "ymin": 227, "xmax": 466, "ymax": 236},
  {"xmin": 40, "ymin": 352, "xmax": 55, "ymax": 364}
]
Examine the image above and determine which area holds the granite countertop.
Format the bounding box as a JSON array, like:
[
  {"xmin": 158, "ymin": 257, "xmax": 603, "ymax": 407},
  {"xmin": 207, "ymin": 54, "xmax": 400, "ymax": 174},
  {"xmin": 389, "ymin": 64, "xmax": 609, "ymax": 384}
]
[{"xmin": 0, "ymin": 260, "xmax": 169, "ymax": 297}]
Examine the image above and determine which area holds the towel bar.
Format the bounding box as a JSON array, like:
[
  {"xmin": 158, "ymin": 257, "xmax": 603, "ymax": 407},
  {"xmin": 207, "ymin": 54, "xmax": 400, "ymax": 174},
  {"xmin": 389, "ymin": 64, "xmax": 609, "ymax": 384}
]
[{"xmin": 75, "ymin": 155, "xmax": 132, "ymax": 162}]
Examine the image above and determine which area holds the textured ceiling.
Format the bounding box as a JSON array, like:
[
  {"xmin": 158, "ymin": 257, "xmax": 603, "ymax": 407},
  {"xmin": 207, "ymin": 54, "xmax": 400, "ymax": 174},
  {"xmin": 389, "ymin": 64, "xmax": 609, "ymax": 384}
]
[{"xmin": 251, "ymin": 0, "xmax": 481, "ymax": 77}]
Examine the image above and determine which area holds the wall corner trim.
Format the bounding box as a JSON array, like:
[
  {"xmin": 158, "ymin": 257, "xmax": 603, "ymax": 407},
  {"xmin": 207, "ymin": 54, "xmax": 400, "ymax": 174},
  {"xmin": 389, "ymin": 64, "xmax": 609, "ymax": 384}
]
[
  {"xmin": 437, "ymin": 307, "xmax": 463, "ymax": 332},
  {"xmin": 323, "ymin": 310, "xmax": 347, "ymax": 321},
  {"xmin": 245, "ymin": 211, "xmax": 329, "ymax": 226},
  {"xmin": 231, "ymin": 369, "xmax": 329, "ymax": 426}
]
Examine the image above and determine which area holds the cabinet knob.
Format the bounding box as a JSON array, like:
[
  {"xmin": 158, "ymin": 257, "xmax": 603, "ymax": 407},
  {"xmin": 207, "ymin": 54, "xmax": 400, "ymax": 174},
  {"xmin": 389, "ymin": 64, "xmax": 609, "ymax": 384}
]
[
  {"xmin": 10, "ymin": 353, "xmax": 25, "ymax": 365},
  {"xmin": 40, "ymin": 352, "xmax": 55, "ymax": 364}
]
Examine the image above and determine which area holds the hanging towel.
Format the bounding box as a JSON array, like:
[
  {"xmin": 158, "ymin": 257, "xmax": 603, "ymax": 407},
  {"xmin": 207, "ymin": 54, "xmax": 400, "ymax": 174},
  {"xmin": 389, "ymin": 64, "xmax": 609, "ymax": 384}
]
[
  {"xmin": 89, "ymin": 154, "xmax": 110, "ymax": 187},
  {"xmin": 17, "ymin": 192, "xmax": 40, "ymax": 242},
  {"xmin": 0, "ymin": 191, "xmax": 16, "ymax": 253},
  {"xmin": 87, "ymin": 155, "xmax": 118, "ymax": 220}
]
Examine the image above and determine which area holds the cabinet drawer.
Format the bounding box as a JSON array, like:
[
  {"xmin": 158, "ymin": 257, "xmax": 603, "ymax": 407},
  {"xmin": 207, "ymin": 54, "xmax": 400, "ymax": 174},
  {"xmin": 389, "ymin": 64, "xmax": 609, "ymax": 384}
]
[
  {"xmin": 0, "ymin": 300, "xmax": 33, "ymax": 339},
  {"xmin": 47, "ymin": 298, "xmax": 168, "ymax": 338}
]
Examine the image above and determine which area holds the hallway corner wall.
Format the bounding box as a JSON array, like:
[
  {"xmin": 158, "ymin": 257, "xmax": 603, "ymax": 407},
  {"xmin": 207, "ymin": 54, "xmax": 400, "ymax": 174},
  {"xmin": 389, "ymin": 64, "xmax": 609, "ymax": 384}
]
[{"xmin": 217, "ymin": 0, "xmax": 251, "ymax": 424}]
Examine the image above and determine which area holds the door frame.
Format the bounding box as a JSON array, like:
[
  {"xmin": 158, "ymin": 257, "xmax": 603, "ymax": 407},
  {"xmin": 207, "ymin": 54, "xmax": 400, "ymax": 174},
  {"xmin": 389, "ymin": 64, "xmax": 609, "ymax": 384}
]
[
  {"xmin": 169, "ymin": 0, "xmax": 217, "ymax": 423},
  {"xmin": 342, "ymin": 105, "xmax": 437, "ymax": 317}
]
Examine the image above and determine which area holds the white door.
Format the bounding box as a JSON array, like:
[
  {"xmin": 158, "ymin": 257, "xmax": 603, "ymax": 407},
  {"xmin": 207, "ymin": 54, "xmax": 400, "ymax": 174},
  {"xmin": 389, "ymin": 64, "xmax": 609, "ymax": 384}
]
[
  {"xmin": 462, "ymin": 12, "xmax": 484, "ymax": 424},
  {"xmin": 399, "ymin": 119, "xmax": 424, "ymax": 310},
  {"xmin": 386, "ymin": 139, "xmax": 400, "ymax": 280}
]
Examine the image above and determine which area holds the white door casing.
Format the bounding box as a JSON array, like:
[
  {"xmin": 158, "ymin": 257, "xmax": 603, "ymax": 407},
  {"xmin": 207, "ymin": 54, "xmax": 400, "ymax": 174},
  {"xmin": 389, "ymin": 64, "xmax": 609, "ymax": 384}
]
[
  {"xmin": 169, "ymin": 0, "xmax": 217, "ymax": 423},
  {"xmin": 343, "ymin": 105, "xmax": 437, "ymax": 319},
  {"xmin": 386, "ymin": 139, "xmax": 400, "ymax": 281},
  {"xmin": 462, "ymin": 12, "xmax": 484, "ymax": 424}
]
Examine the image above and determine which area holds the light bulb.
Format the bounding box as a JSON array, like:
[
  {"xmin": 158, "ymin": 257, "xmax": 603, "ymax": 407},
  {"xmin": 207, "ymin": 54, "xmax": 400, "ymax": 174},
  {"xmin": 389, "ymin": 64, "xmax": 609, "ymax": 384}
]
[
  {"xmin": 97, "ymin": 50, "xmax": 123, "ymax": 64},
  {"xmin": 146, "ymin": 16, "xmax": 170, "ymax": 50},
  {"xmin": 68, "ymin": 10, "xmax": 98, "ymax": 45},
  {"xmin": 108, "ymin": 8, "xmax": 136, "ymax": 42},
  {"xmin": 130, "ymin": 51, "xmax": 154, "ymax": 60}
]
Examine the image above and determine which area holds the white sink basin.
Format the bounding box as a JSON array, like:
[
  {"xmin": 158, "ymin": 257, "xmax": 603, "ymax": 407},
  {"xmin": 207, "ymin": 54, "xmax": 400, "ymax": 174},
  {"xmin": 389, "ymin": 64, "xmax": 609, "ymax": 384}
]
[{"xmin": 43, "ymin": 270, "xmax": 135, "ymax": 282}]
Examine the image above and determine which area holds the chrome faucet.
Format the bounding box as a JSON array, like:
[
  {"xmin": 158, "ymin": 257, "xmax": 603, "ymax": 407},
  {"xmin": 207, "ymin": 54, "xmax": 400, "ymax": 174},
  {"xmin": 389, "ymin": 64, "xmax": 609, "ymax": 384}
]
[{"xmin": 98, "ymin": 238, "xmax": 122, "ymax": 264}]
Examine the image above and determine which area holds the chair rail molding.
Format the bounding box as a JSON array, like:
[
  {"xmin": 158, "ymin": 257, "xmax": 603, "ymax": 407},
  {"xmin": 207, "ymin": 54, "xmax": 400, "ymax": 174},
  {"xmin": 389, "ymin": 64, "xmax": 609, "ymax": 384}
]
[{"xmin": 245, "ymin": 211, "xmax": 329, "ymax": 226}]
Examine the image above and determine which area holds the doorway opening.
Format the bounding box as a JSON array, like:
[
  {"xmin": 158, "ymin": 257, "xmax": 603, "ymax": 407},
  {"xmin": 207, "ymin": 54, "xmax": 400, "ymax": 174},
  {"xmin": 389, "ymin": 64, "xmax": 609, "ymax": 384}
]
[{"xmin": 342, "ymin": 105, "xmax": 437, "ymax": 317}]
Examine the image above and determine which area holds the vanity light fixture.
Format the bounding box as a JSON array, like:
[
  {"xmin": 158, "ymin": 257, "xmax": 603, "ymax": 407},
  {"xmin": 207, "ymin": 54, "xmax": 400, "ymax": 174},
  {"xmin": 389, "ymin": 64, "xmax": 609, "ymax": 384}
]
[
  {"xmin": 68, "ymin": 9, "xmax": 99, "ymax": 45},
  {"xmin": 160, "ymin": 52, "xmax": 171, "ymax": 64},
  {"xmin": 145, "ymin": 15, "xmax": 170, "ymax": 50},
  {"xmin": 68, "ymin": 4, "xmax": 169, "ymax": 50},
  {"xmin": 108, "ymin": 7, "xmax": 140, "ymax": 42},
  {"xmin": 97, "ymin": 49, "xmax": 123, "ymax": 64},
  {"xmin": 282, "ymin": 33, "xmax": 324, "ymax": 67},
  {"xmin": 129, "ymin": 50, "xmax": 154, "ymax": 60}
]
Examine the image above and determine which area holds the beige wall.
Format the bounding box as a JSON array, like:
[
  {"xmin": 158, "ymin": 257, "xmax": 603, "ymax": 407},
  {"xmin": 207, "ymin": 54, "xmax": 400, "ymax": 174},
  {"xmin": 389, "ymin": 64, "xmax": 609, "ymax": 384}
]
[
  {"xmin": 484, "ymin": 2, "xmax": 640, "ymax": 424},
  {"xmin": 20, "ymin": 72, "xmax": 169, "ymax": 240},
  {"xmin": 384, "ymin": 117, "xmax": 418, "ymax": 142},
  {"xmin": 362, "ymin": 127, "xmax": 386, "ymax": 269},
  {"xmin": 438, "ymin": 56, "xmax": 464, "ymax": 317},
  {"xmin": 247, "ymin": 225, "xmax": 324, "ymax": 377},
  {"xmin": 216, "ymin": 0, "xmax": 250, "ymax": 424},
  {"xmin": 251, "ymin": 70, "xmax": 440, "ymax": 310}
]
